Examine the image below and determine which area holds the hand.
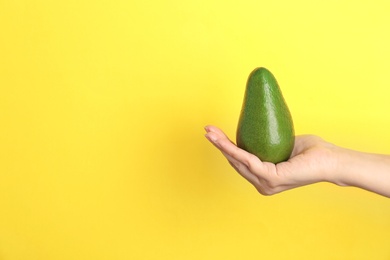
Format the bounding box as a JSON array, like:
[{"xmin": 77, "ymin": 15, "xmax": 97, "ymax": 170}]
[{"xmin": 204, "ymin": 125, "xmax": 338, "ymax": 195}]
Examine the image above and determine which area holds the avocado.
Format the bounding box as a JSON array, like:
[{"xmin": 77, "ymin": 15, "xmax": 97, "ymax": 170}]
[{"xmin": 236, "ymin": 67, "xmax": 294, "ymax": 164}]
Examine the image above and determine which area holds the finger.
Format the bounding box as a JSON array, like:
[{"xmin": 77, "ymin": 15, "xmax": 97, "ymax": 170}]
[
  {"xmin": 205, "ymin": 133, "xmax": 243, "ymax": 169},
  {"xmin": 205, "ymin": 127, "xmax": 242, "ymax": 157},
  {"xmin": 205, "ymin": 129, "xmax": 266, "ymax": 173},
  {"xmin": 204, "ymin": 125, "xmax": 238, "ymax": 147},
  {"xmin": 205, "ymin": 131, "xmax": 222, "ymax": 149},
  {"xmin": 216, "ymin": 135, "xmax": 262, "ymax": 171},
  {"xmin": 204, "ymin": 125, "xmax": 228, "ymax": 138},
  {"xmin": 205, "ymin": 130, "xmax": 261, "ymax": 186},
  {"xmin": 222, "ymin": 152, "xmax": 261, "ymax": 186}
]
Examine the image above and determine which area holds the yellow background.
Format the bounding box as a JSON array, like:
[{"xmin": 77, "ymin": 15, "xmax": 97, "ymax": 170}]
[{"xmin": 1, "ymin": 0, "xmax": 390, "ymax": 259}]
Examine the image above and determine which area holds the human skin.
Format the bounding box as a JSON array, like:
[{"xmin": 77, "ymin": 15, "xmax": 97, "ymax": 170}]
[{"xmin": 204, "ymin": 125, "xmax": 390, "ymax": 198}]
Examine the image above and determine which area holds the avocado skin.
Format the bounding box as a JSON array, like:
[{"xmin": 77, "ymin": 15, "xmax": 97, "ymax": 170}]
[{"xmin": 236, "ymin": 67, "xmax": 294, "ymax": 164}]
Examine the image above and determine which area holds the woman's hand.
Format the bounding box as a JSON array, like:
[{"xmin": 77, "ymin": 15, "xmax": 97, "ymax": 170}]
[
  {"xmin": 205, "ymin": 125, "xmax": 390, "ymax": 197},
  {"xmin": 204, "ymin": 125, "xmax": 339, "ymax": 195}
]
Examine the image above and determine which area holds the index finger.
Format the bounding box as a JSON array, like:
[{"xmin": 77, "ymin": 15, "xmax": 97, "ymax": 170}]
[{"xmin": 205, "ymin": 126, "xmax": 264, "ymax": 172}]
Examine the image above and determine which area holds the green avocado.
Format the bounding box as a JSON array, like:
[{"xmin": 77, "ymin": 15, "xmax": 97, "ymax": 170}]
[{"xmin": 236, "ymin": 67, "xmax": 295, "ymax": 164}]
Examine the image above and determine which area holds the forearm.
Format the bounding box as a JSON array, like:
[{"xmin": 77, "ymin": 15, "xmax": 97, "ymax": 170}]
[{"xmin": 333, "ymin": 147, "xmax": 390, "ymax": 197}]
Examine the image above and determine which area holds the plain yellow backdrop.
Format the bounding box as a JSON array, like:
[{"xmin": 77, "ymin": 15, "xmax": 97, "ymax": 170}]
[{"xmin": 1, "ymin": 0, "xmax": 390, "ymax": 259}]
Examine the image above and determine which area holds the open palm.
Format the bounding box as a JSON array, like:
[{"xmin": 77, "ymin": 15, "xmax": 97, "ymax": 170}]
[{"xmin": 205, "ymin": 125, "xmax": 338, "ymax": 195}]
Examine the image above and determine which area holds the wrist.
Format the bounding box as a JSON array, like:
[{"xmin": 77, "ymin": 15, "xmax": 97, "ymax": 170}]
[
  {"xmin": 329, "ymin": 146, "xmax": 354, "ymax": 187},
  {"xmin": 330, "ymin": 146, "xmax": 390, "ymax": 197},
  {"xmin": 313, "ymin": 142, "xmax": 345, "ymax": 185}
]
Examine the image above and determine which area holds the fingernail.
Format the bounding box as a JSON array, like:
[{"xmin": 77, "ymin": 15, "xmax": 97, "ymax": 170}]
[
  {"xmin": 204, "ymin": 125, "xmax": 210, "ymax": 132},
  {"xmin": 205, "ymin": 133, "xmax": 217, "ymax": 143}
]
